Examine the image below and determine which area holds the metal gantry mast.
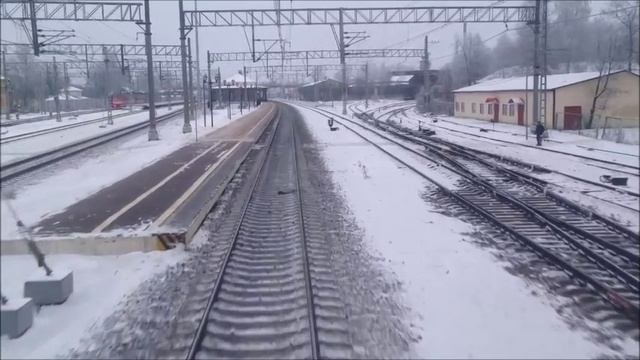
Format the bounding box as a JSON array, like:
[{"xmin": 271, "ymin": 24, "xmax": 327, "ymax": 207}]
[
  {"xmin": 143, "ymin": 0, "xmax": 158, "ymax": 141},
  {"xmin": 1, "ymin": 1, "xmax": 144, "ymax": 55},
  {"xmin": 178, "ymin": 0, "xmax": 191, "ymax": 133},
  {"xmin": 185, "ymin": 4, "xmax": 535, "ymax": 113},
  {"xmin": 2, "ymin": 43, "xmax": 181, "ymax": 57},
  {"xmin": 208, "ymin": 48, "xmax": 425, "ymax": 62}
]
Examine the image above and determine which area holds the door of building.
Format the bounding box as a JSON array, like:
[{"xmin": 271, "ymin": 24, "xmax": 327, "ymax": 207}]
[
  {"xmin": 517, "ymin": 104, "xmax": 525, "ymax": 125},
  {"xmin": 563, "ymin": 106, "xmax": 582, "ymax": 130},
  {"xmin": 493, "ymin": 104, "xmax": 499, "ymax": 122}
]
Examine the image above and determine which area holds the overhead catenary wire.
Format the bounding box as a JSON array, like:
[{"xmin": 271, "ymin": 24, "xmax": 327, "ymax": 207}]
[{"xmin": 429, "ymin": 4, "xmax": 639, "ymax": 64}]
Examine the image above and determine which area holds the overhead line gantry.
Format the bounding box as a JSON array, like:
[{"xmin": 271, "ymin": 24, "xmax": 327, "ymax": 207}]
[{"xmin": 183, "ymin": 3, "xmax": 536, "ymax": 114}]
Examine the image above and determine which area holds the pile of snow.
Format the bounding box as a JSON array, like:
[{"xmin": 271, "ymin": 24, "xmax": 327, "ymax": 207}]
[{"xmin": 0, "ymin": 249, "xmax": 187, "ymax": 358}]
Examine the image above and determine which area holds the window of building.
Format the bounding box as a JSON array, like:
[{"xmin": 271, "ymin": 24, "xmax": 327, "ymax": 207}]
[
  {"xmin": 455, "ymin": 102, "xmax": 460, "ymax": 111},
  {"xmin": 479, "ymin": 103, "xmax": 484, "ymax": 114},
  {"xmin": 488, "ymin": 104, "xmax": 493, "ymax": 114},
  {"xmin": 472, "ymin": 103, "xmax": 476, "ymax": 113},
  {"xmin": 461, "ymin": 102, "xmax": 465, "ymax": 112},
  {"xmin": 502, "ymin": 104, "xmax": 508, "ymax": 116},
  {"xmin": 508, "ymin": 103, "xmax": 515, "ymax": 116}
]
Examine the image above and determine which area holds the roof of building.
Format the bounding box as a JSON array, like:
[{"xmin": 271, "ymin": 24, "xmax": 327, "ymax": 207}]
[
  {"xmin": 453, "ymin": 70, "xmax": 634, "ymax": 93},
  {"xmin": 223, "ymin": 73, "xmax": 255, "ymax": 85},
  {"xmin": 300, "ymin": 78, "xmax": 342, "ymax": 88},
  {"xmin": 389, "ymin": 74, "xmax": 414, "ymax": 83}
]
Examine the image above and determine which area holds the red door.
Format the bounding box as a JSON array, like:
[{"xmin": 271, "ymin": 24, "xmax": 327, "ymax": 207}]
[
  {"xmin": 517, "ymin": 104, "xmax": 524, "ymax": 125},
  {"xmin": 563, "ymin": 106, "xmax": 582, "ymax": 130},
  {"xmin": 493, "ymin": 104, "xmax": 499, "ymax": 122}
]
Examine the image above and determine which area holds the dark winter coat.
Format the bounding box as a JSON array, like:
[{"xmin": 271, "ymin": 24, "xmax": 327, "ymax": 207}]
[{"xmin": 535, "ymin": 123, "xmax": 545, "ymax": 136}]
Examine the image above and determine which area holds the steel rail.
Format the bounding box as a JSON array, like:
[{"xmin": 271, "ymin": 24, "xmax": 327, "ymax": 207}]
[
  {"xmin": 185, "ymin": 114, "xmax": 280, "ymax": 360},
  {"xmin": 366, "ymin": 106, "xmax": 640, "ymax": 264},
  {"xmin": 0, "ymin": 109, "xmax": 183, "ymax": 181},
  {"xmin": 0, "ymin": 110, "xmax": 145, "ymax": 144},
  {"xmin": 297, "ymin": 102, "xmax": 640, "ymax": 319},
  {"xmin": 410, "ymin": 110, "xmax": 640, "ymax": 172},
  {"xmin": 374, "ymin": 105, "xmax": 640, "ymax": 234},
  {"xmin": 185, "ymin": 107, "xmax": 321, "ymax": 359},
  {"xmin": 291, "ymin": 120, "xmax": 321, "ymax": 359},
  {"xmin": 359, "ymin": 107, "xmax": 640, "ymax": 288},
  {"xmin": 377, "ymin": 104, "xmax": 640, "ymax": 197}
]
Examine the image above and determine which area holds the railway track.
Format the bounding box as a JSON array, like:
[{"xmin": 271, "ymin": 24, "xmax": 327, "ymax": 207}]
[
  {"xmin": 402, "ymin": 108, "xmax": 640, "ymax": 173},
  {"xmin": 186, "ymin": 105, "xmax": 352, "ymax": 359},
  {"xmin": 378, "ymin": 104, "xmax": 640, "ymax": 201},
  {"xmin": 0, "ymin": 110, "xmax": 146, "ymax": 144},
  {"xmin": 0, "ymin": 109, "xmax": 183, "ymax": 181},
  {"xmin": 296, "ymin": 102, "xmax": 639, "ymax": 321}
]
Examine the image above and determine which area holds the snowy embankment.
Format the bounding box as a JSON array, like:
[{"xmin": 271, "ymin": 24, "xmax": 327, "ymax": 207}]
[
  {"xmin": 380, "ymin": 107, "xmax": 639, "ymax": 229},
  {"xmin": 1, "ymin": 107, "xmax": 244, "ymax": 240},
  {"xmin": 293, "ymin": 102, "xmax": 638, "ymax": 358},
  {"xmin": 0, "ymin": 249, "xmax": 187, "ymax": 359},
  {"xmin": 0, "ymin": 107, "xmax": 250, "ymax": 358},
  {"xmin": 0, "ymin": 109, "xmax": 134, "ymax": 139},
  {"xmin": 0, "ymin": 107, "xmax": 179, "ymax": 166}
]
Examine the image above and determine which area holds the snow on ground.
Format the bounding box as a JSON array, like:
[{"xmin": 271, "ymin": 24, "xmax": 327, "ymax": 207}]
[
  {"xmin": 0, "ymin": 107, "xmax": 179, "ymax": 165},
  {"xmin": 411, "ymin": 112, "xmax": 639, "ymax": 167},
  {"xmin": 0, "ymin": 109, "xmax": 136, "ymax": 139},
  {"xmin": 0, "ymin": 248, "xmax": 187, "ymax": 359},
  {"xmin": 0, "ymin": 107, "xmax": 245, "ymax": 240},
  {"xmin": 567, "ymin": 127, "xmax": 640, "ymax": 145},
  {"xmin": 390, "ymin": 110, "xmax": 640, "ymax": 225},
  {"xmin": 293, "ymin": 103, "xmax": 638, "ymax": 358},
  {"xmin": 0, "ymin": 109, "xmax": 100, "ymax": 124}
]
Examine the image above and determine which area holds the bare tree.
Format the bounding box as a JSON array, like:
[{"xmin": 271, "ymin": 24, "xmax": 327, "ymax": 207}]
[
  {"xmin": 587, "ymin": 39, "xmax": 615, "ymax": 129},
  {"xmin": 607, "ymin": 0, "xmax": 639, "ymax": 71}
]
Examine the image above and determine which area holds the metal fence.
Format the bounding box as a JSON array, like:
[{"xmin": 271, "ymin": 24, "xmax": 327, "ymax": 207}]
[{"xmin": 554, "ymin": 112, "xmax": 639, "ymax": 144}]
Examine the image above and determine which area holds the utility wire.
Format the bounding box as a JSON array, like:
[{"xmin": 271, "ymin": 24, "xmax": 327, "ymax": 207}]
[{"xmin": 431, "ymin": 4, "xmax": 638, "ymax": 64}]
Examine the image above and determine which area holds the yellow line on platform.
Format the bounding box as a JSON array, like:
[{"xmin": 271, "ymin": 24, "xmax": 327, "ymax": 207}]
[
  {"xmin": 91, "ymin": 142, "xmax": 222, "ymax": 234},
  {"xmin": 153, "ymin": 146, "xmax": 236, "ymax": 226},
  {"xmin": 154, "ymin": 106, "xmax": 277, "ymax": 229}
]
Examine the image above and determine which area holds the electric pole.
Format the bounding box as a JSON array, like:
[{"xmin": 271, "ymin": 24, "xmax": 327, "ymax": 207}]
[
  {"xmin": 63, "ymin": 62, "xmax": 69, "ymax": 111},
  {"xmin": 178, "ymin": 0, "xmax": 192, "ymax": 133},
  {"xmin": 217, "ymin": 67, "xmax": 222, "ymax": 109},
  {"xmin": 52, "ymin": 57, "xmax": 61, "ymax": 122},
  {"xmin": 2, "ymin": 48, "xmax": 9, "ymax": 120},
  {"xmin": 364, "ymin": 62, "xmax": 369, "ymax": 109},
  {"xmin": 28, "ymin": 0, "xmax": 39, "ymax": 56},
  {"xmin": 194, "ymin": 0, "xmax": 202, "ymax": 125},
  {"xmin": 103, "ymin": 48, "xmax": 113, "ymax": 125},
  {"xmin": 339, "ymin": 9, "xmax": 347, "ymax": 115},
  {"xmin": 207, "ymin": 50, "xmax": 213, "ymax": 125},
  {"xmin": 143, "ymin": 0, "xmax": 159, "ymax": 141},
  {"xmin": 532, "ymin": 0, "xmax": 541, "ymax": 128},
  {"xmin": 187, "ymin": 37, "xmax": 195, "ymax": 120},
  {"xmin": 421, "ymin": 35, "xmax": 431, "ymax": 113}
]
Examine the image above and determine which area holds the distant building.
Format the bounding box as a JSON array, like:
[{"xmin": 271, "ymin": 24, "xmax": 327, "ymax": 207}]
[
  {"xmin": 297, "ymin": 78, "xmax": 343, "ymax": 101},
  {"xmin": 452, "ymin": 70, "xmax": 639, "ymax": 130},
  {"xmin": 210, "ymin": 73, "xmax": 267, "ymax": 105}
]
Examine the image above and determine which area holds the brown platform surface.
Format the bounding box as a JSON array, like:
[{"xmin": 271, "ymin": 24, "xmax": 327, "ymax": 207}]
[{"xmin": 32, "ymin": 103, "xmax": 277, "ymax": 238}]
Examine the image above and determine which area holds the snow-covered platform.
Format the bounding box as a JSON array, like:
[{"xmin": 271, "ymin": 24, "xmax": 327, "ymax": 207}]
[{"xmin": 1, "ymin": 103, "xmax": 277, "ymax": 256}]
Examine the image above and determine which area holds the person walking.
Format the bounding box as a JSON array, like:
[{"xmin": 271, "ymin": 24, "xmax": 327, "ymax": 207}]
[{"xmin": 535, "ymin": 121, "xmax": 545, "ymax": 146}]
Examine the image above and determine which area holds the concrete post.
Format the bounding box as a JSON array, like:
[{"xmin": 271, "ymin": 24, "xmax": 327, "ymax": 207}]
[
  {"xmin": 52, "ymin": 57, "xmax": 61, "ymax": 122},
  {"xmin": 339, "ymin": 9, "xmax": 347, "ymax": 115},
  {"xmin": 188, "ymin": 37, "xmax": 195, "ymax": 121},
  {"xmin": 178, "ymin": 0, "xmax": 192, "ymax": 133},
  {"xmin": 144, "ymin": 0, "xmax": 159, "ymax": 141}
]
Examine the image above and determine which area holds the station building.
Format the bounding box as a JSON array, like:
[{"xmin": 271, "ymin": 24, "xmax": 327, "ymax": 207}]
[
  {"xmin": 297, "ymin": 78, "xmax": 343, "ymax": 101},
  {"xmin": 209, "ymin": 73, "xmax": 268, "ymax": 105},
  {"xmin": 452, "ymin": 70, "xmax": 639, "ymax": 130}
]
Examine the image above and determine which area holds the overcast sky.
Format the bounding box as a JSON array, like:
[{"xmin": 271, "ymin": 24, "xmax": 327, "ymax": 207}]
[{"xmin": 1, "ymin": 0, "xmax": 612, "ymax": 80}]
